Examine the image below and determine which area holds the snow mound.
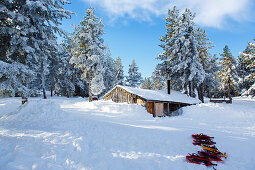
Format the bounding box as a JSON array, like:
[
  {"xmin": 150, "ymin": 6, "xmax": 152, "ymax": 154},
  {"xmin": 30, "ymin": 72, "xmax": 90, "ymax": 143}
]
[{"xmin": 0, "ymin": 97, "xmax": 255, "ymax": 169}]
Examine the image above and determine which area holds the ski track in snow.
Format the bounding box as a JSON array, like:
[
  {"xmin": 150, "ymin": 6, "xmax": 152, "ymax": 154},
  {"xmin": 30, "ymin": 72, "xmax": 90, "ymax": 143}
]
[{"xmin": 0, "ymin": 97, "xmax": 255, "ymax": 170}]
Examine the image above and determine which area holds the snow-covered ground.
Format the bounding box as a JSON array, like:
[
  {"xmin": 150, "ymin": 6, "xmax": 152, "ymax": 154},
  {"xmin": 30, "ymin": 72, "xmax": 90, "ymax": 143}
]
[{"xmin": 0, "ymin": 96, "xmax": 255, "ymax": 170}]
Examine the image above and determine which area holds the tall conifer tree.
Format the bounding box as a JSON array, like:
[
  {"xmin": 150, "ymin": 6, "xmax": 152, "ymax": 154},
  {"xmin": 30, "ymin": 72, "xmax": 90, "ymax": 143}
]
[
  {"xmin": 239, "ymin": 41, "xmax": 255, "ymax": 96},
  {"xmin": 218, "ymin": 45, "xmax": 239, "ymax": 100},
  {"xmin": 103, "ymin": 53, "xmax": 116, "ymax": 94},
  {"xmin": 70, "ymin": 8, "xmax": 106, "ymax": 101},
  {"xmin": 0, "ymin": 0, "xmax": 72, "ymax": 100},
  {"xmin": 196, "ymin": 28, "xmax": 217, "ymax": 102},
  {"xmin": 115, "ymin": 56, "xmax": 125, "ymax": 86},
  {"xmin": 141, "ymin": 77, "xmax": 153, "ymax": 89},
  {"xmin": 126, "ymin": 59, "xmax": 143, "ymax": 87},
  {"xmin": 157, "ymin": 7, "xmax": 205, "ymax": 98}
]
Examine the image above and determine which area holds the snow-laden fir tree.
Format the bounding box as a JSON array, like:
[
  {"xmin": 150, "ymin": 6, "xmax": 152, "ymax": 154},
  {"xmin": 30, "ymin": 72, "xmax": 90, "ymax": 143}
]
[
  {"xmin": 126, "ymin": 59, "xmax": 143, "ymax": 87},
  {"xmin": 55, "ymin": 36, "xmax": 75, "ymax": 97},
  {"xmin": 157, "ymin": 6, "xmax": 185, "ymax": 92},
  {"xmin": 103, "ymin": 48, "xmax": 116, "ymax": 94},
  {"xmin": 0, "ymin": 61, "xmax": 34, "ymax": 98},
  {"xmin": 151, "ymin": 66, "xmax": 166, "ymax": 90},
  {"xmin": 218, "ymin": 45, "xmax": 239, "ymax": 100},
  {"xmin": 70, "ymin": 8, "xmax": 106, "ymax": 101},
  {"xmin": 55, "ymin": 35, "xmax": 89, "ymax": 98},
  {"xmin": 0, "ymin": 0, "xmax": 34, "ymax": 98},
  {"xmin": 115, "ymin": 56, "xmax": 125, "ymax": 85},
  {"xmin": 0, "ymin": 0, "xmax": 13, "ymax": 62},
  {"xmin": 157, "ymin": 7, "xmax": 205, "ymax": 98},
  {"xmin": 141, "ymin": 77, "xmax": 153, "ymax": 89},
  {"xmin": 239, "ymin": 41, "xmax": 255, "ymax": 96},
  {"xmin": 23, "ymin": 0, "xmax": 72, "ymax": 99},
  {"xmin": 195, "ymin": 28, "xmax": 218, "ymax": 102},
  {"xmin": 205, "ymin": 54, "xmax": 220, "ymax": 97},
  {"xmin": 61, "ymin": 35, "xmax": 89, "ymax": 97},
  {"xmin": 0, "ymin": 0, "xmax": 72, "ymax": 100},
  {"xmin": 237, "ymin": 54, "xmax": 250, "ymax": 94},
  {"xmin": 46, "ymin": 40, "xmax": 63, "ymax": 97},
  {"xmin": 181, "ymin": 9, "xmax": 205, "ymax": 97}
]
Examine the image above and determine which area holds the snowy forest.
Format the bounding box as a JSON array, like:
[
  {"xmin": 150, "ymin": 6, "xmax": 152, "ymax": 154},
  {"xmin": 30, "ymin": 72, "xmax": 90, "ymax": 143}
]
[{"xmin": 1, "ymin": 1, "xmax": 254, "ymax": 102}]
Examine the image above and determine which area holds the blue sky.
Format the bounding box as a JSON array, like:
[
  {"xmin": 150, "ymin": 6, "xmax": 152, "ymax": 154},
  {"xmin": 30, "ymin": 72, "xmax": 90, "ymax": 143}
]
[{"xmin": 61, "ymin": 0, "xmax": 255, "ymax": 78}]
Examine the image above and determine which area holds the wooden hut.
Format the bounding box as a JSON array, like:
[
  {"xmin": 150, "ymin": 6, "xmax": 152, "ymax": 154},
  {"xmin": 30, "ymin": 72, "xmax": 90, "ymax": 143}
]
[{"xmin": 103, "ymin": 85, "xmax": 200, "ymax": 117}]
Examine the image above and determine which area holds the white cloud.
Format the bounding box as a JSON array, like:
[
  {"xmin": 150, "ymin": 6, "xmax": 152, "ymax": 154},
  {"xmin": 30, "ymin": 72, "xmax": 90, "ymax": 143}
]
[
  {"xmin": 184, "ymin": 0, "xmax": 252, "ymax": 27},
  {"xmin": 83, "ymin": 0, "xmax": 253, "ymax": 28}
]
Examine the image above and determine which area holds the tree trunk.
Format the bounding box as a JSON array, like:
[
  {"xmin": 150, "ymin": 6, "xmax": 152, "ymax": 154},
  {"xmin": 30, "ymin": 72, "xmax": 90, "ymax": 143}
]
[
  {"xmin": 184, "ymin": 82, "xmax": 188, "ymax": 94},
  {"xmin": 67, "ymin": 86, "xmax": 71, "ymax": 98},
  {"xmin": 89, "ymin": 74, "xmax": 92, "ymax": 102},
  {"xmin": 235, "ymin": 90, "xmax": 239, "ymax": 97},
  {"xmin": 41, "ymin": 60, "xmax": 47, "ymax": 99},
  {"xmin": 227, "ymin": 77, "xmax": 232, "ymax": 101},
  {"xmin": 188, "ymin": 81, "xmax": 192, "ymax": 97},
  {"xmin": 206, "ymin": 86, "xmax": 210, "ymax": 98},
  {"xmin": 197, "ymin": 84, "xmax": 204, "ymax": 103},
  {"xmin": 43, "ymin": 88, "xmax": 47, "ymax": 99},
  {"xmin": 51, "ymin": 89, "xmax": 53, "ymax": 97}
]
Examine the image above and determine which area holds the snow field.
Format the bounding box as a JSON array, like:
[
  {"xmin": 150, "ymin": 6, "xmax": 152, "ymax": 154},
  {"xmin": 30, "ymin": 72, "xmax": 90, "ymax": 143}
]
[{"xmin": 0, "ymin": 97, "xmax": 254, "ymax": 170}]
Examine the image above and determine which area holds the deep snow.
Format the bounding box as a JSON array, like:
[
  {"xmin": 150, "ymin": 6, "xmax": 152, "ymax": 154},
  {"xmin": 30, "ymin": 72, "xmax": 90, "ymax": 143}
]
[{"xmin": 0, "ymin": 96, "xmax": 255, "ymax": 170}]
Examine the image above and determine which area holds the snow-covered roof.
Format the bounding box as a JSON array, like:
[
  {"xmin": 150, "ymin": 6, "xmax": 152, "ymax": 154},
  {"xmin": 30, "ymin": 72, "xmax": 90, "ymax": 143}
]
[{"xmin": 107, "ymin": 85, "xmax": 200, "ymax": 104}]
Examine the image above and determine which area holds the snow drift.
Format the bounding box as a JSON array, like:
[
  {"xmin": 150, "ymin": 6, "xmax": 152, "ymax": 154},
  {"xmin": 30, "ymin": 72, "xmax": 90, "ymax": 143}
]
[{"xmin": 0, "ymin": 97, "xmax": 255, "ymax": 170}]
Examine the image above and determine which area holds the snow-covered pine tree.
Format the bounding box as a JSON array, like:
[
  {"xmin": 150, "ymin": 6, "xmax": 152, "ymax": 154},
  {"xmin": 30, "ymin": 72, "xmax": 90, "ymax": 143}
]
[
  {"xmin": 218, "ymin": 45, "xmax": 239, "ymax": 100},
  {"xmin": 46, "ymin": 40, "xmax": 65, "ymax": 97},
  {"xmin": 195, "ymin": 28, "xmax": 218, "ymax": 102},
  {"xmin": 157, "ymin": 7, "xmax": 205, "ymax": 98},
  {"xmin": 55, "ymin": 36, "xmax": 75, "ymax": 97},
  {"xmin": 0, "ymin": 0, "xmax": 34, "ymax": 99},
  {"xmin": 55, "ymin": 35, "xmax": 89, "ymax": 98},
  {"xmin": 239, "ymin": 41, "xmax": 255, "ymax": 96},
  {"xmin": 23, "ymin": 0, "xmax": 72, "ymax": 99},
  {"xmin": 205, "ymin": 54, "xmax": 220, "ymax": 97},
  {"xmin": 0, "ymin": 0, "xmax": 13, "ymax": 62},
  {"xmin": 157, "ymin": 6, "xmax": 182, "ymax": 91},
  {"xmin": 237, "ymin": 55, "xmax": 249, "ymax": 94},
  {"xmin": 151, "ymin": 66, "xmax": 166, "ymax": 90},
  {"xmin": 126, "ymin": 59, "xmax": 143, "ymax": 88},
  {"xmin": 0, "ymin": 61, "xmax": 34, "ymax": 98},
  {"xmin": 70, "ymin": 8, "xmax": 106, "ymax": 101},
  {"xmin": 115, "ymin": 56, "xmax": 125, "ymax": 85},
  {"xmin": 141, "ymin": 77, "xmax": 152, "ymax": 89},
  {"xmin": 0, "ymin": 0, "xmax": 72, "ymax": 100},
  {"xmin": 103, "ymin": 49, "xmax": 116, "ymax": 94},
  {"xmin": 182, "ymin": 9, "xmax": 205, "ymax": 97}
]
